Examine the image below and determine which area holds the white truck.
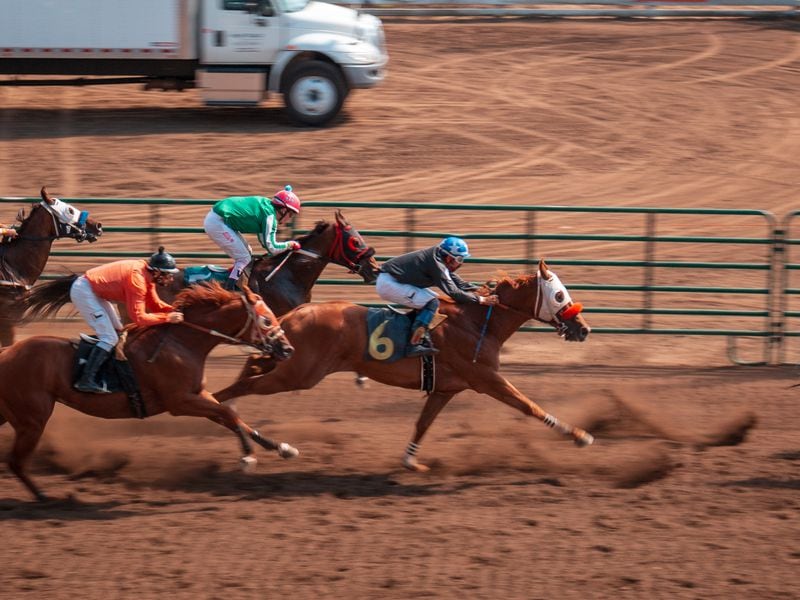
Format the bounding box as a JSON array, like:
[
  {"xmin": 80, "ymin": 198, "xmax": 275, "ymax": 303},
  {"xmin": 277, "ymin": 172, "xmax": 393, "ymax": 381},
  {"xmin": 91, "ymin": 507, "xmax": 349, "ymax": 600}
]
[{"xmin": 0, "ymin": 0, "xmax": 387, "ymax": 126}]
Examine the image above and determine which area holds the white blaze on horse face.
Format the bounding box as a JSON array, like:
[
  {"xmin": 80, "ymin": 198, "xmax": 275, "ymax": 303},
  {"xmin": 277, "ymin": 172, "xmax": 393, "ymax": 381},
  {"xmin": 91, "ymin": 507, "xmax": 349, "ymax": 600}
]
[
  {"xmin": 42, "ymin": 198, "xmax": 82, "ymax": 226},
  {"xmin": 536, "ymin": 270, "xmax": 574, "ymax": 322}
]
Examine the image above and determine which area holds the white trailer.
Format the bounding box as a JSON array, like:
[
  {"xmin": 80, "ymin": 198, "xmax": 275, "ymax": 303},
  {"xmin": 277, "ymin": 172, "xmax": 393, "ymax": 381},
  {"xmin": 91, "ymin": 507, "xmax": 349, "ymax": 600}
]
[{"xmin": 0, "ymin": 0, "xmax": 388, "ymax": 126}]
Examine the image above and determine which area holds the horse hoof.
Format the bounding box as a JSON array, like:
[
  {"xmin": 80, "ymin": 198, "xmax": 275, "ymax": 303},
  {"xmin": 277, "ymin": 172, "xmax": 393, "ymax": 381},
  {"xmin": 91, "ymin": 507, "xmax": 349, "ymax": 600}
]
[
  {"xmin": 574, "ymin": 432, "xmax": 594, "ymax": 447},
  {"xmin": 240, "ymin": 455, "xmax": 258, "ymax": 472},
  {"xmin": 278, "ymin": 442, "xmax": 299, "ymax": 459},
  {"xmin": 402, "ymin": 456, "xmax": 430, "ymax": 473}
]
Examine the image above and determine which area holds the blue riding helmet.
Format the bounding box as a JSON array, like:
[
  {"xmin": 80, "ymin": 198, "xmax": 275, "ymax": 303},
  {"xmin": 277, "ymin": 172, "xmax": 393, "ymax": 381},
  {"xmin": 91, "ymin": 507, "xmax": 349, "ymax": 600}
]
[{"xmin": 439, "ymin": 237, "xmax": 470, "ymax": 261}]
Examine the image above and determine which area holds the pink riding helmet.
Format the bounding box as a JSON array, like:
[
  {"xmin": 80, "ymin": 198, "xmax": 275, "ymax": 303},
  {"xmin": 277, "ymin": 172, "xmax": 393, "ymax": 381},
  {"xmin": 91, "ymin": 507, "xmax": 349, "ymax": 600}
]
[{"xmin": 272, "ymin": 185, "xmax": 301, "ymax": 214}]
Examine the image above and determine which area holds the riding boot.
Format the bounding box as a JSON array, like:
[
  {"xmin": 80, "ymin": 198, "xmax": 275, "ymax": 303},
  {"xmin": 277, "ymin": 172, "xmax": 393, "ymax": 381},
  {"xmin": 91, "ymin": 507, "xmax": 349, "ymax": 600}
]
[
  {"xmin": 406, "ymin": 326, "xmax": 438, "ymax": 358},
  {"xmin": 224, "ymin": 278, "xmax": 239, "ymax": 291},
  {"xmin": 74, "ymin": 346, "xmax": 112, "ymax": 394}
]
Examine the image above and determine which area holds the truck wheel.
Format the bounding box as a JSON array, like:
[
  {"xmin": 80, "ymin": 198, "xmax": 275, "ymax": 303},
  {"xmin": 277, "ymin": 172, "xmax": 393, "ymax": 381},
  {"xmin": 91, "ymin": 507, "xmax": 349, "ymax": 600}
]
[{"xmin": 283, "ymin": 61, "xmax": 347, "ymax": 126}]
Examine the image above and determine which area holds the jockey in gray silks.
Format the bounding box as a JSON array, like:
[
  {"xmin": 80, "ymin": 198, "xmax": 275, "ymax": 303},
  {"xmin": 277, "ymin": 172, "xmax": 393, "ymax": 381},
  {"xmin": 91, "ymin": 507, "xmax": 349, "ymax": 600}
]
[{"xmin": 375, "ymin": 237, "xmax": 499, "ymax": 357}]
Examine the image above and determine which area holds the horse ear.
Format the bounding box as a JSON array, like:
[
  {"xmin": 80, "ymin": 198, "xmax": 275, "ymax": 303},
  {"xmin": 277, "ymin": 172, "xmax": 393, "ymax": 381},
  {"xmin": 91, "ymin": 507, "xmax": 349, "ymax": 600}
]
[
  {"xmin": 539, "ymin": 258, "xmax": 552, "ymax": 280},
  {"xmin": 16, "ymin": 208, "xmax": 25, "ymax": 223},
  {"xmin": 335, "ymin": 209, "xmax": 345, "ymax": 225},
  {"xmin": 40, "ymin": 186, "xmax": 55, "ymax": 205}
]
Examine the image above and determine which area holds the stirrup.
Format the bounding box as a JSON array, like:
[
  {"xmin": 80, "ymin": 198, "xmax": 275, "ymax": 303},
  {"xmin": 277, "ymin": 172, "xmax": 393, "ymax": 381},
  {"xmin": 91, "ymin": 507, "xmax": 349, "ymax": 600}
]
[
  {"xmin": 74, "ymin": 380, "xmax": 111, "ymax": 395},
  {"xmin": 405, "ymin": 343, "xmax": 439, "ymax": 358}
]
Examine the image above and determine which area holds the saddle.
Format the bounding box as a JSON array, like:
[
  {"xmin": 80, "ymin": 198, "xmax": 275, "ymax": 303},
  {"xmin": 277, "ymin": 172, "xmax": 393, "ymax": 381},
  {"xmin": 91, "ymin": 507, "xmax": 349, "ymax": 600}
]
[{"xmin": 72, "ymin": 334, "xmax": 146, "ymax": 418}]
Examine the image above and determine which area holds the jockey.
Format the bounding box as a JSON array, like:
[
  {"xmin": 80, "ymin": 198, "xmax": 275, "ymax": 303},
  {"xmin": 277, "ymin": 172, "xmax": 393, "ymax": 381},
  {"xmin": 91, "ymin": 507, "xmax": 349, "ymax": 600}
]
[
  {"xmin": 0, "ymin": 223, "xmax": 18, "ymax": 239},
  {"xmin": 376, "ymin": 237, "xmax": 499, "ymax": 357},
  {"xmin": 204, "ymin": 185, "xmax": 302, "ymax": 291},
  {"xmin": 70, "ymin": 247, "xmax": 184, "ymax": 394}
]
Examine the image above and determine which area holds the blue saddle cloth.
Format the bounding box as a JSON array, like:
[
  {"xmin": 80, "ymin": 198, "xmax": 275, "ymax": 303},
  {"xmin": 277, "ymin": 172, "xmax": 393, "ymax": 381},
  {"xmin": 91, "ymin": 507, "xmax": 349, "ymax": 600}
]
[
  {"xmin": 364, "ymin": 307, "xmax": 414, "ymax": 363},
  {"xmin": 183, "ymin": 265, "xmax": 231, "ymax": 285}
]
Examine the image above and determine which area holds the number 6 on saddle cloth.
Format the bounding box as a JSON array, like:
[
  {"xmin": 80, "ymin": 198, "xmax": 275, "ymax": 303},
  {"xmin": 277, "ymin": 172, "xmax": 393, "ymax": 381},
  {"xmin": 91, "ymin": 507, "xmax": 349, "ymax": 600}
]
[{"xmin": 365, "ymin": 306, "xmax": 446, "ymax": 363}]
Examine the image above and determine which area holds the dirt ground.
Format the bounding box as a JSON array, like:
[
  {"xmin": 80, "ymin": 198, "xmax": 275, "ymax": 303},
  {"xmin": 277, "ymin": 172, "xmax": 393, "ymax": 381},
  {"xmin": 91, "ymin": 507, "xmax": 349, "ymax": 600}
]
[{"xmin": 1, "ymin": 18, "xmax": 799, "ymax": 600}]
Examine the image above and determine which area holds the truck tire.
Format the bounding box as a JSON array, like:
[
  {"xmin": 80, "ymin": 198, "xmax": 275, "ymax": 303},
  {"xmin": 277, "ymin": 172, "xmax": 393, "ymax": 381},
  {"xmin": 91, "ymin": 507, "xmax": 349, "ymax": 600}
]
[{"xmin": 282, "ymin": 60, "xmax": 347, "ymax": 126}]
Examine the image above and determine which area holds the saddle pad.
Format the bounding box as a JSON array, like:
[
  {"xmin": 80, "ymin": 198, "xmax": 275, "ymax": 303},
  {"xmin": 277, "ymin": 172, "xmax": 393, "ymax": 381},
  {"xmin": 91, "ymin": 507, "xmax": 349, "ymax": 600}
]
[
  {"xmin": 364, "ymin": 307, "xmax": 412, "ymax": 363},
  {"xmin": 184, "ymin": 264, "xmax": 231, "ymax": 285}
]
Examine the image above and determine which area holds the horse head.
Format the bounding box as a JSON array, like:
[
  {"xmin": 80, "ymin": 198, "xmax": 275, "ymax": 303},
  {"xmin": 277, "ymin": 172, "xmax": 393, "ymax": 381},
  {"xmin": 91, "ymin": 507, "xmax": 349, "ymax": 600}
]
[
  {"xmin": 173, "ymin": 282, "xmax": 294, "ymax": 359},
  {"xmin": 495, "ymin": 259, "xmax": 590, "ymax": 342},
  {"xmin": 324, "ymin": 210, "xmax": 379, "ymax": 283},
  {"xmin": 29, "ymin": 187, "xmax": 103, "ymax": 243}
]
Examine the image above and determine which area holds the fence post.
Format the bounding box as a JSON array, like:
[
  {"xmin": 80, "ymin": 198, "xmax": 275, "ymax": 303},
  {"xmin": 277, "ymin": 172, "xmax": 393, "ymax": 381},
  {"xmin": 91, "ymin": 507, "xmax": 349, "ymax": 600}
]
[{"xmin": 642, "ymin": 212, "xmax": 656, "ymax": 331}]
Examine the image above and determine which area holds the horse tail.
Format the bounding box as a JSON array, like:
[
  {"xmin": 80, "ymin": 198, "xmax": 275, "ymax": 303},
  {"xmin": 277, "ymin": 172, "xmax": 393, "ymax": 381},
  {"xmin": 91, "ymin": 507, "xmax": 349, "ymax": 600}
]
[{"xmin": 24, "ymin": 274, "xmax": 79, "ymax": 322}]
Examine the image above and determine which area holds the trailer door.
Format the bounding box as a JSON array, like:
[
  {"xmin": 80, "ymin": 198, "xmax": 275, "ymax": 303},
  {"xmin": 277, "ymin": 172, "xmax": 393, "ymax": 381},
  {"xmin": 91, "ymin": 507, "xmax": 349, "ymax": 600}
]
[{"xmin": 201, "ymin": 0, "xmax": 281, "ymax": 64}]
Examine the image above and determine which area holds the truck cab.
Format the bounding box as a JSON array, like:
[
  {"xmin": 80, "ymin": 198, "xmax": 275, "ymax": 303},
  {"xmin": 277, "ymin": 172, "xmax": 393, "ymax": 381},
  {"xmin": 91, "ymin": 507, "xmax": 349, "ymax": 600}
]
[{"xmin": 198, "ymin": 0, "xmax": 387, "ymax": 125}]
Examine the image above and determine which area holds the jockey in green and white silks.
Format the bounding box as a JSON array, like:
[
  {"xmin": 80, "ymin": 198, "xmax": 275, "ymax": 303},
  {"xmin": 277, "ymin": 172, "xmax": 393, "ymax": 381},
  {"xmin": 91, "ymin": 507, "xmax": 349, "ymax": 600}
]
[{"xmin": 204, "ymin": 186, "xmax": 302, "ymax": 290}]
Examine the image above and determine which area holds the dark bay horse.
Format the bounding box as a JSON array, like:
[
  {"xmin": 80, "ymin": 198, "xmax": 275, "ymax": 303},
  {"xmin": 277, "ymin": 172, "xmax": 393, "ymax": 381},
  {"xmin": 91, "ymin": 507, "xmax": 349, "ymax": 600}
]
[
  {"xmin": 158, "ymin": 209, "xmax": 379, "ymax": 317},
  {"xmin": 0, "ymin": 283, "xmax": 296, "ymax": 502},
  {"xmin": 0, "ymin": 187, "xmax": 103, "ymax": 346},
  {"xmin": 214, "ymin": 260, "xmax": 594, "ymax": 472}
]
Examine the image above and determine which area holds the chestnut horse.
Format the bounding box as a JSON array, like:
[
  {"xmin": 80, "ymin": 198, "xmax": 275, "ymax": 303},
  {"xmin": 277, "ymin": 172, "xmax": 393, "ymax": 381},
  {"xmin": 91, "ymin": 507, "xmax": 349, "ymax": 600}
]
[
  {"xmin": 214, "ymin": 260, "xmax": 594, "ymax": 472},
  {"xmin": 158, "ymin": 209, "xmax": 379, "ymax": 317},
  {"xmin": 0, "ymin": 283, "xmax": 296, "ymax": 502},
  {"xmin": 0, "ymin": 187, "xmax": 103, "ymax": 346}
]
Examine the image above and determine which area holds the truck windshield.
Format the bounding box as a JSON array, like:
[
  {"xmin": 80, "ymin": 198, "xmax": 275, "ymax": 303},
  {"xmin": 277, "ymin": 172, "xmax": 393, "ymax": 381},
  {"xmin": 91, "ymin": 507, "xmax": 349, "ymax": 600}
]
[{"xmin": 274, "ymin": 0, "xmax": 310, "ymax": 12}]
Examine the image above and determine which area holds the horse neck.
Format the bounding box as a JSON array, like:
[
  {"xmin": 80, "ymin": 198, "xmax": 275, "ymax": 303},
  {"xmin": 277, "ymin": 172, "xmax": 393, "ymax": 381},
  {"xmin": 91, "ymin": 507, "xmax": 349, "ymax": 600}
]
[
  {"xmin": 171, "ymin": 302, "xmax": 247, "ymax": 356},
  {"xmin": 1, "ymin": 208, "xmax": 56, "ymax": 285},
  {"xmin": 254, "ymin": 226, "xmax": 332, "ymax": 315},
  {"xmin": 491, "ymin": 278, "xmax": 540, "ymax": 342}
]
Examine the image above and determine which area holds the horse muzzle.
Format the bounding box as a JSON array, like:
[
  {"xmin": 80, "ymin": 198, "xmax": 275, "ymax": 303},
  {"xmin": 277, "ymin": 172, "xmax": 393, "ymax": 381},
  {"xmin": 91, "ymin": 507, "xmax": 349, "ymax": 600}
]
[{"xmin": 558, "ymin": 315, "xmax": 591, "ymax": 342}]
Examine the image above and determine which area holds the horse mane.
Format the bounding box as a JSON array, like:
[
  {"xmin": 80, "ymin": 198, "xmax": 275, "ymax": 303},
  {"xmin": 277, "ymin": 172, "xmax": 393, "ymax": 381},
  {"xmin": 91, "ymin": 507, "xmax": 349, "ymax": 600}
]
[
  {"xmin": 476, "ymin": 272, "xmax": 536, "ymax": 295},
  {"xmin": 173, "ymin": 281, "xmax": 239, "ymax": 311},
  {"xmin": 296, "ymin": 220, "xmax": 330, "ymax": 244}
]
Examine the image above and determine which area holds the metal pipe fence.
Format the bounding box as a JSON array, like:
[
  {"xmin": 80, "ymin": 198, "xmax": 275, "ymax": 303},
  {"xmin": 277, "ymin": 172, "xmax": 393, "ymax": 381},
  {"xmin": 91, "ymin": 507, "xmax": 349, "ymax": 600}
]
[{"xmin": 0, "ymin": 196, "xmax": 789, "ymax": 364}]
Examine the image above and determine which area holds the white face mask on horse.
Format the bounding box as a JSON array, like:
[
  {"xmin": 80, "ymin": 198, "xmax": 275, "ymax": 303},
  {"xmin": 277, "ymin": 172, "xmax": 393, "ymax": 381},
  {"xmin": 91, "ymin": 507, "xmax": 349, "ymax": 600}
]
[
  {"xmin": 40, "ymin": 197, "xmax": 93, "ymax": 242},
  {"xmin": 535, "ymin": 265, "xmax": 584, "ymax": 336}
]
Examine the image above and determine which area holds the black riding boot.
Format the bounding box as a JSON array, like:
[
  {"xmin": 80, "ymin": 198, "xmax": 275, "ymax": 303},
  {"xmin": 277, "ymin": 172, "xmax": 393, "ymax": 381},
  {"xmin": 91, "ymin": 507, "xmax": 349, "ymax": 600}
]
[
  {"xmin": 224, "ymin": 278, "xmax": 239, "ymax": 291},
  {"xmin": 405, "ymin": 326, "xmax": 438, "ymax": 358},
  {"xmin": 74, "ymin": 346, "xmax": 112, "ymax": 394}
]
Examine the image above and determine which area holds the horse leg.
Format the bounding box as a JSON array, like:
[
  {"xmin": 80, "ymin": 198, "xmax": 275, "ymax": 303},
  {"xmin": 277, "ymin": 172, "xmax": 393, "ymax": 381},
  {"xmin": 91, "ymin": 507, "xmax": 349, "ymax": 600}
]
[
  {"xmin": 470, "ymin": 368, "xmax": 594, "ymax": 447},
  {"xmin": 169, "ymin": 390, "xmax": 299, "ymax": 468},
  {"xmin": 8, "ymin": 421, "xmax": 50, "ymax": 502},
  {"xmin": 402, "ymin": 392, "xmax": 455, "ymax": 472}
]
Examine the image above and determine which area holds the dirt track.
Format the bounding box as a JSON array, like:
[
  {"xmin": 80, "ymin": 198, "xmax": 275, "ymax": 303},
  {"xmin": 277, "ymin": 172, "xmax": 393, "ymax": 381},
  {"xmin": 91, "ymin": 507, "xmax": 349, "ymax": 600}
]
[{"xmin": 1, "ymin": 18, "xmax": 800, "ymax": 599}]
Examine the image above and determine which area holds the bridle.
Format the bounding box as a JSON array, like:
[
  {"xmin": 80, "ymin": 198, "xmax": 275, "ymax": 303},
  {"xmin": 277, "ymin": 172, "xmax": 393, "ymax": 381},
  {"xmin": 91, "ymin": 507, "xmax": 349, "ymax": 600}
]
[
  {"xmin": 494, "ymin": 274, "xmax": 583, "ymax": 336},
  {"xmin": 327, "ymin": 221, "xmax": 375, "ymax": 276},
  {"xmin": 17, "ymin": 201, "xmax": 96, "ymax": 243},
  {"xmin": 178, "ymin": 295, "xmax": 285, "ymax": 355}
]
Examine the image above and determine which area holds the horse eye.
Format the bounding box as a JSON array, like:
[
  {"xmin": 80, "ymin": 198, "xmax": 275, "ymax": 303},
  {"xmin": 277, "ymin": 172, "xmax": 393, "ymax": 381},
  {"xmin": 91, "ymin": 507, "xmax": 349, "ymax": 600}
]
[{"xmin": 555, "ymin": 291, "xmax": 564, "ymax": 303}]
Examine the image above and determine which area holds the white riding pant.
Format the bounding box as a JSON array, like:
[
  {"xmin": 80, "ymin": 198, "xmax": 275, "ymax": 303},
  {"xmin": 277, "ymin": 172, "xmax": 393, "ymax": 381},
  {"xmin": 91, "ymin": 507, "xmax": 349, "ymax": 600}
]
[
  {"xmin": 70, "ymin": 275, "xmax": 124, "ymax": 352},
  {"xmin": 375, "ymin": 272, "xmax": 438, "ymax": 309},
  {"xmin": 204, "ymin": 210, "xmax": 252, "ymax": 280}
]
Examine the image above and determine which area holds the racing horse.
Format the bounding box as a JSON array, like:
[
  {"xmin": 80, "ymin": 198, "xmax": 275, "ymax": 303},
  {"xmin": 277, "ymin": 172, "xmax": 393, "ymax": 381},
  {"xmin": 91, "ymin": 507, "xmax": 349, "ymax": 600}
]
[
  {"xmin": 214, "ymin": 260, "xmax": 594, "ymax": 472},
  {"xmin": 0, "ymin": 282, "xmax": 296, "ymax": 501},
  {"xmin": 157, "ymin": 209, "xmax": 379, "ymax": 317},
  {"xmin": 0, "ymin": 187, "xmax": 103, "ymax": 346}
]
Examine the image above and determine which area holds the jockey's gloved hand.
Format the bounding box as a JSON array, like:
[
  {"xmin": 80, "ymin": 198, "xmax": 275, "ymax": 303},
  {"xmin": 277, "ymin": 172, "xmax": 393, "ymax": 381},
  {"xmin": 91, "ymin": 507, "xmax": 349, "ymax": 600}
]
[
  {"xmin": 479, "ymin": 294, "xmax": 500, "ymax": 306},
  {"xmin": 287, "ymin": 241, "xmax": 301, "ymax": 251},
  {"xmin": 167, "ymin": 312, "xmax": 184, "ymax": 324}
]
